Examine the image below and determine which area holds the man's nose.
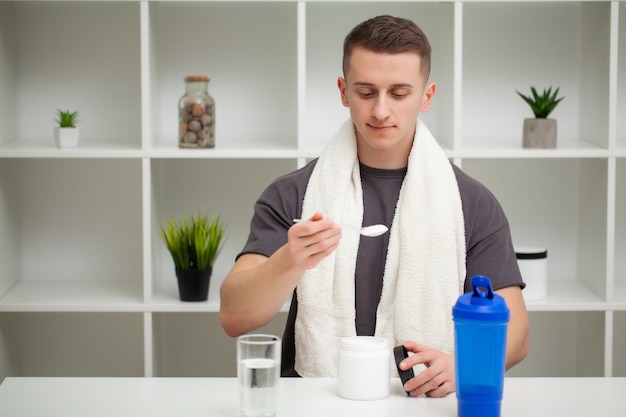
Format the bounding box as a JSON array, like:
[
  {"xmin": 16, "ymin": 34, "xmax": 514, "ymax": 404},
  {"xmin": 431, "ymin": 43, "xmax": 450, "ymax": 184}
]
[{"xmin": 372, "ymin": 97, "xmax": 390, "ymax": 120}]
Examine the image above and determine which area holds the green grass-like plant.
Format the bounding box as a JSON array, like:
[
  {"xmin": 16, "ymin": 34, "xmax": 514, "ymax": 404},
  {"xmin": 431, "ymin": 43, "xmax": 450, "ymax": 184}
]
[
  {"xmin": 516, "ymin": 86, "xmax": 564, "ymax": 119},
  {"xmin": 55, "ymin": 109, "xmax": 79, "ymax": 128},
  {"xmin": 161, "ymin": 214, "xmax": 226, "ymax": 271}
]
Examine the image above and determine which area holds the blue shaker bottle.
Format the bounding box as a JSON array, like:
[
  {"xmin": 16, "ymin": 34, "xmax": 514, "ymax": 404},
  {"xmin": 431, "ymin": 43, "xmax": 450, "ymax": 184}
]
[{"xmin": 452, "ymin": 275, "xmax": 510, "ymax": 417}]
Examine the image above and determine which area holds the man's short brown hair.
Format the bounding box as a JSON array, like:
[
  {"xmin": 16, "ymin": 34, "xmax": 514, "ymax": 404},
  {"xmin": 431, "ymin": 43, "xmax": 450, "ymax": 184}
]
[{"xmin": 342, "ymin": 15, "xmax": 432, "ymax": 80}]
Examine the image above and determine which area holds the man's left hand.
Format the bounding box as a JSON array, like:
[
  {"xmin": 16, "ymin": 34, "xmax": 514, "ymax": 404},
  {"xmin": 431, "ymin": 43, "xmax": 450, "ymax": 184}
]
[{"xmin": 397, "ymin": 341, "xmax": 455, "ymax": 398}]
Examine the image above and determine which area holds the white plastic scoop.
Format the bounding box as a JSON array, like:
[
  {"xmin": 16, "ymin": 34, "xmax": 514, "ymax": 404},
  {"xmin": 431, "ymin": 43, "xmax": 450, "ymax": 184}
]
[{"xmin": 292, "ymin": 219, "xmax": 388, "ymax": 238}]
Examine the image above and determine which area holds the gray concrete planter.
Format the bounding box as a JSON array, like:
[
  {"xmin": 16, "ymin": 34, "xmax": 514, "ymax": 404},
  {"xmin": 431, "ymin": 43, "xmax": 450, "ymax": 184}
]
[{"xmin": 522, "ymin": 118, "xmax": 556, "ymax": 149}]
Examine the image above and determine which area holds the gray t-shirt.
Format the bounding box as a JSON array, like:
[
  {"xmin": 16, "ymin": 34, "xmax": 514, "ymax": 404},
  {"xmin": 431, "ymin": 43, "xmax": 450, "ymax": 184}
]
[{"xmin": 238, "ymin": 159, "xmax": 524, "ymax": 376}]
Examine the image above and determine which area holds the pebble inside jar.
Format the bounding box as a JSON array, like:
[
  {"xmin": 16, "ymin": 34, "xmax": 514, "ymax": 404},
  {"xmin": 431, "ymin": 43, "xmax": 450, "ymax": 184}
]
[{"xmin": 179, "ymin": 75, "xmax": 215, "ymax": 148}]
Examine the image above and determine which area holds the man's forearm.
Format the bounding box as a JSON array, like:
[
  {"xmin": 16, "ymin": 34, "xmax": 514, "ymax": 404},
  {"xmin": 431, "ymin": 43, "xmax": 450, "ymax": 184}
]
[
  {"xmin": 219, "ymin": 249, "xmax": 303, "ymax": 337},
  {"xmin": 496, "ymin": 286, "xmax": 530, "ymax": 370}
]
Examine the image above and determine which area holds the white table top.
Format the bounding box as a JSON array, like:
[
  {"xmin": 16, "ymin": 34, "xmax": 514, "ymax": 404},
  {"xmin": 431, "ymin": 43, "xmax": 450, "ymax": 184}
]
[{"xmin": 0, "ymin": 376, "xmax": 624, "ymax": 417}]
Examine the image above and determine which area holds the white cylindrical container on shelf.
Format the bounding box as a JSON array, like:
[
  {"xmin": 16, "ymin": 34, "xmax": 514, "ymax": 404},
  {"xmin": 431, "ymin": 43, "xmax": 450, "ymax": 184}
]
[
  {"xmin": 337, "ymin": 336, "xmax": 390, "ymax": 400},
  {"xmin": 515, "ymin": 246, "xmax": 548, "ymax": 301}
]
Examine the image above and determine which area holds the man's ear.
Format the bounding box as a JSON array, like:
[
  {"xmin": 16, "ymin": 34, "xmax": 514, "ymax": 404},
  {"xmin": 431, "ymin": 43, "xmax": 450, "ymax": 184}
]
[
  {"xmin": 338, "ymin": 76, "xmax": 350, "ymax": 108},
  {"xmin": 420, "ymin": 82, "xmax": 437, "ymax": 112}
]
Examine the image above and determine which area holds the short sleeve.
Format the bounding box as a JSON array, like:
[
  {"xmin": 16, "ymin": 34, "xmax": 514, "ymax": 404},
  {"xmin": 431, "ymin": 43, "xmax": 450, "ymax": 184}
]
[{"xmin": 453, "ymin": 165, "xmax": 525, "ymax": 293}]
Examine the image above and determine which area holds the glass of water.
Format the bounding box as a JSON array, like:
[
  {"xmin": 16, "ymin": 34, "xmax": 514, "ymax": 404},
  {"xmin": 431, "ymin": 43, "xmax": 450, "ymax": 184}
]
[{"xmin": 237, "ymin": 334, "xmax": 281, "ymax": 417}]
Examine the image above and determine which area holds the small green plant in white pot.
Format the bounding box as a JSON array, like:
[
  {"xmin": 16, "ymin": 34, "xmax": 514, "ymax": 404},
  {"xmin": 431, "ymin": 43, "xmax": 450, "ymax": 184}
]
[
  {"xmin": 53, "ymin": 109, "xmax": 79, "ymax": 148},
  {"xmin": 161, "ymin": 213, "xmax": 227, "ymax": 301},
  {"xmin": 516, "ymin": 86, "xmax": 564, "ymax": 149}
]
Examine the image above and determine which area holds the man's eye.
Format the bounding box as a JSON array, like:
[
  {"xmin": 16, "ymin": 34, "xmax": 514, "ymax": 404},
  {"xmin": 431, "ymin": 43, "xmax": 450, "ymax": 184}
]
[
  {"xmin": 391, "ymin": 91, "xmax": 409, "ymax": 99},
  {"xmin": 358, "ymin": 92, "xmax": 375, "ymax": 98}
]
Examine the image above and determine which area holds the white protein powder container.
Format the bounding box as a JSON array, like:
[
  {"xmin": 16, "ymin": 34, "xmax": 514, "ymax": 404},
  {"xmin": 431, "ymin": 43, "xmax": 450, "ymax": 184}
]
[
  {"xmin": 515, "ymin": 246, "xmax": 548, "ymax": 301},
  {"xmin": 337, "ymin": 336, "xmax": 390, "ymax": 400}
]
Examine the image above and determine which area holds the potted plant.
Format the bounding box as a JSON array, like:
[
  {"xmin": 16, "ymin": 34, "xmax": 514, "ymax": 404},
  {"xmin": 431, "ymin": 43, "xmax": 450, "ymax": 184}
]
[
  {"xmin": 53, "ymin": 109, "xmax": 80, "ymax": 148},
  {"xmin": 516, "ymin": 86, "xmax": 564, "ymax": 149},
  {"xmin": 160, "ymin": 213, "xmax": 226, "ymax": 301}
]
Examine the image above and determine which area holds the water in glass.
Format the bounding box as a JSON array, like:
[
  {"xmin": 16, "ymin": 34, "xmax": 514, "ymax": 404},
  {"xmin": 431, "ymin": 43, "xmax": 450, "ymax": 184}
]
[{"xmin": 238, "ymin": 358, "xmax": 280, "ymax": 417}]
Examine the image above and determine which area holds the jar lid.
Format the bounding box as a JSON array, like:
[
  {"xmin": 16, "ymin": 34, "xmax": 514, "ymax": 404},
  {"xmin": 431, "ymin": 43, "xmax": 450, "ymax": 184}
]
[
  {"xmin": 515, "ymin": 246, "xmax": 547, "ymax": 260},
  {"xmin": 340, "ymin": 336, "xmax": 388, "ymax": 352},
  {"xmin": 185, "ymin": 75, "xmax": 209, "ymax": 82}
]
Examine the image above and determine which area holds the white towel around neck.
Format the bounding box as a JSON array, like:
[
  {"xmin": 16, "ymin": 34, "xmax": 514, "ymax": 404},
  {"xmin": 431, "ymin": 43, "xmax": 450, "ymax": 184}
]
[{"xmin": 294, "ymin": 118, "xmax": 466, "ymax": 378}]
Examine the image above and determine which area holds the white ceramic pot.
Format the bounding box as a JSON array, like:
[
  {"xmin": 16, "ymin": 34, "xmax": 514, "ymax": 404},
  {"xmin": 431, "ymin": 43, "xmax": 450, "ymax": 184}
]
[{"xmin": 54, "ymin": 127, "xmax": 79, "ymax": 148}]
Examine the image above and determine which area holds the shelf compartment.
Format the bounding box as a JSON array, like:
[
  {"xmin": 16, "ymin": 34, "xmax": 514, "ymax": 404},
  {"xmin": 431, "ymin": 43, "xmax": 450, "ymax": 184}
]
[
  {"xmin": 507, "ymin": 311, "xmax": 605, "ymax": 377},
  {"xmin": 0, "ymin": 141, "xmax": 144, "ymax": 159},
  {"xmin": 618, "ymin": 2, "xmax": 626, "ymax": 150},
  {"xmin": 0, "ymin": 281, "xmax": 143, "ymax": 312},
  {"xmin": 455, "ymin": 139, "xmax": 610, "ymax": 159},
  {"xmin": 524, "ymin": 280, "xmax": 606, "ymax": 312},
  {"xmin": 148, "ymin": 2, "xmax": 297, "ymax": 150},
  {"xmin": 145, "ymin": 143, "xmax": 306, "ymax": 159},
  {"xmin": 0, "ymin": 160, "xmax": 19, "ymax": 303},
  {"xmin": 152, "ymin": 313, "xmax": 234, "ymax": 377},
  {"xmin": 613, "ymin": 311, "xmax": 626, "ymax": 376},
  {"xmin": 0, "ymin": 2, "xmax": 16, "ymax": 147},
  {"xmin": 0, "ymin": 159, "xmax": 143, "ymax": 307},
  {"xmin": 615, "ymin": 158, "xmax": 626, "ymax": 303},
  {"xmin": 462, "ymin": 2, "xmax": 611, "ymax": 150},
  {"xmin": 305, "ymin": 1, "xmax": 455, "ymax": 149},
  {"xmin": 461, "ymin": 158, "xmax": 608, "ymax": 302},
  {"xmin": 4, "ymin": 1, "xmax": 142, "ymax": 149},
  {"xmin": 151, "ymin": 311, "xmax": 287, "ymax": 377},
  {"xmin": 150, "ymin": 158, "xmax": 299, "ymax": 306},
  {"xmin": 0, "ymin": 312, "xmax": 144, "ymax": 377}
]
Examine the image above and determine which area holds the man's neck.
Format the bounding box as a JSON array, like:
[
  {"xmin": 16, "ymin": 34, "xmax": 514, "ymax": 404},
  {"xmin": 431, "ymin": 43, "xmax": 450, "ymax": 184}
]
[{"xmin": 357, "ymin": 143, "xmax": 412, "ymax": 169}]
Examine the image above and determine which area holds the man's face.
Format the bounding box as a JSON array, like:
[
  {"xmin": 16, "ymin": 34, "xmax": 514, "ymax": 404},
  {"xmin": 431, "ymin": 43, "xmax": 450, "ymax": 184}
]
[{"xmin": 338, "ymin": 47, "xmax": 435, "ymax": 168}]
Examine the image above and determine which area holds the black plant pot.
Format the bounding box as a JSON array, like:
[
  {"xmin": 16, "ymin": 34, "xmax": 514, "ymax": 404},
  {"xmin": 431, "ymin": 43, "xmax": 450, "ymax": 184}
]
[{"xmin": 175, "ymin": 268, "xmax": 212, "ymax": 302}]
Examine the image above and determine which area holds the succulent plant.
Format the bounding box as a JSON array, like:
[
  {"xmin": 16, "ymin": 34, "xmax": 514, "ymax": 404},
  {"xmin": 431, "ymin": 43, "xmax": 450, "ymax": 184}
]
[
  {"xmin": 516, "ymin": 86, "xmax": 564, "ymax": 119},
  {"xmin": 55, "ymin": 109, "xmax": 79, "ymax": 128}
]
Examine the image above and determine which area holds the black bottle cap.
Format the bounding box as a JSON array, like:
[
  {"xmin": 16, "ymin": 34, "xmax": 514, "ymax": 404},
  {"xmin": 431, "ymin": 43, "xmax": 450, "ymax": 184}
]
[{"xmin": 394, "ymin": 345, "xmax": 415, "ymax": 395}]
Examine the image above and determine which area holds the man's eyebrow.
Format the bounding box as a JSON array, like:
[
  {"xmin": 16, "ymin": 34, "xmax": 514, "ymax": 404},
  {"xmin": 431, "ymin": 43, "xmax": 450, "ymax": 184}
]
[{"xmin": 352, "ymin": 81, "xmax": 414, "ymax": 88}]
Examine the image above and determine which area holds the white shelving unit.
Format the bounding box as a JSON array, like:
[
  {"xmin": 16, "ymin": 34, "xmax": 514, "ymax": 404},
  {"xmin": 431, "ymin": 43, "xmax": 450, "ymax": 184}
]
[{"xmin": 0, "ymin": 0, "xmax": 624, "ymax": 380}]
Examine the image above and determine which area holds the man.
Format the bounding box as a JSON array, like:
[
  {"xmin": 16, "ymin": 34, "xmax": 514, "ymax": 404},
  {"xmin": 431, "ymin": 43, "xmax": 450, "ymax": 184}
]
[{"xmin": 220, "ymin": 15, "xmax": 529, "ymax": 398}]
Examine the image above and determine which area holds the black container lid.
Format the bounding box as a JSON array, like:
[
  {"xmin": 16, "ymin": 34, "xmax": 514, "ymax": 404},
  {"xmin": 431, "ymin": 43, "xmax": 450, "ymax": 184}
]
[{"xmin": 515, "ymin": 246, "xmax": 547, "ymax": 260}]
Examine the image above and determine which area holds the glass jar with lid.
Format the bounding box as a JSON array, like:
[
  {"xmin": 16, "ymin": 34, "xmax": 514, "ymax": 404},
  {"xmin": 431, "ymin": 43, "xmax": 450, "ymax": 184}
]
[{"xmin": 178, "ymin": 75, "xmax": 215, "ymax": 148}]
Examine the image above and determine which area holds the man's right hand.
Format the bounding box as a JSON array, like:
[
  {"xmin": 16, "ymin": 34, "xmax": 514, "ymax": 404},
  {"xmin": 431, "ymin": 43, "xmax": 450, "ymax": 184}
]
[
  {"xmin": 219, "ymin": 212, "xmax": 341, "ymax": 337},
  {"xmin": 287, "ymin": 212, "xmax": 343, "ymax": 271}
]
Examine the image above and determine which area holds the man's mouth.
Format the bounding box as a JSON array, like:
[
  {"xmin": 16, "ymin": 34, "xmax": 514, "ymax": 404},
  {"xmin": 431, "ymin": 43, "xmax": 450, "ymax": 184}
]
[{"xmin": 368, "ymin": 124, "xmax": 394, "ymax": 132}]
